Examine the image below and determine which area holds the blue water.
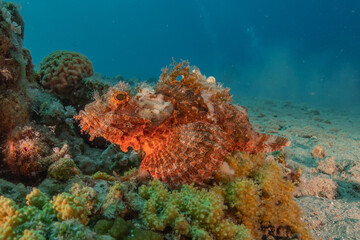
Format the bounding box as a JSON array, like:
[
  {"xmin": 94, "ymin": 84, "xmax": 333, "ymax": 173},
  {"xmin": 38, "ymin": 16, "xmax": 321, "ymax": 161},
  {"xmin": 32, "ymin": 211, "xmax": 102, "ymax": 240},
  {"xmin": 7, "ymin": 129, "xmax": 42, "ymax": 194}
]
[{"xmin": 13, "ymin": 0, "xmax": 360, "ymax": 110}]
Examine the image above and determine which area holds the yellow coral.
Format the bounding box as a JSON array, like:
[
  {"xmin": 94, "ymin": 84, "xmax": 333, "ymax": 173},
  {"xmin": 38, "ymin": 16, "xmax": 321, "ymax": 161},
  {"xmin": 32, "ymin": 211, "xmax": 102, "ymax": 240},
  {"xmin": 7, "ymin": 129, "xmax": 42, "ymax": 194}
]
[
  {"xmin": 26, "ymin": 187, "xmax": 50, "ymax": 209},
  {"xmin": 0, "ymin": 195, "xmax": 18, "ymax": 225},
  {"xmin": 19, "ymin": 229, "xmax": 46, "ymax": 240},
  {"xmin": 91, "ymin": 171, "xmax": 115, "ymax": 181},
  {"xmin": 51, "ymin": 192, "xmax": 90, "ymax": 225},
  {"xmin": 0, "ymin": 196, "xmax": 21, "ymax": 239},
  {"xmin": 254, "ymin": 161, "xmax": 312, "ymax": 239},
  {"xmin": 223, "ymin": 178, "xmax": 262, "ymax": 238},
  {"xmin": 70, "ymin": 183, "xmax": 98, "ymax": 212},
  {"xmin": 225, "ymin": 151, "xmax": 266, "ymax": 178}
]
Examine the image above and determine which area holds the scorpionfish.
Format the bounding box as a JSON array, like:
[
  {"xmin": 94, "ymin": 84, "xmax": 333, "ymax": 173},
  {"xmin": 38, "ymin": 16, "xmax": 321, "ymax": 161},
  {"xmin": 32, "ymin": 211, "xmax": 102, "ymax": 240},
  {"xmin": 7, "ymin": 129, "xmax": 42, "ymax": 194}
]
[{"xmin": 75, "ymin": 61, "xmax": 290, "ymax": 186}]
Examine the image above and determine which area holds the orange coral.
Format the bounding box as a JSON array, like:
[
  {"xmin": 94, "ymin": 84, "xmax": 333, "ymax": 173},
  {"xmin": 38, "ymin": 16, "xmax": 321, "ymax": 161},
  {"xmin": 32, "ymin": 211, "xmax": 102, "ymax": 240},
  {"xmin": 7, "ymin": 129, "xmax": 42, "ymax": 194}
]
[{"xmin": 75, "ymin": 61, "xmax": 290, "ymax": 186}]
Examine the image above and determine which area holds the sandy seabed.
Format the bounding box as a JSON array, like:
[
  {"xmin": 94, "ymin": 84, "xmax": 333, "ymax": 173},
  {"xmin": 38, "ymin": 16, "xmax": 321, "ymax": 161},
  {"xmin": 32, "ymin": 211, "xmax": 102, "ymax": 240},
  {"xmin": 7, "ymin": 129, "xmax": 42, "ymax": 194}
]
[{"xmin": 236, "ymin": 96, "xmax": 360, "ymax": 240}]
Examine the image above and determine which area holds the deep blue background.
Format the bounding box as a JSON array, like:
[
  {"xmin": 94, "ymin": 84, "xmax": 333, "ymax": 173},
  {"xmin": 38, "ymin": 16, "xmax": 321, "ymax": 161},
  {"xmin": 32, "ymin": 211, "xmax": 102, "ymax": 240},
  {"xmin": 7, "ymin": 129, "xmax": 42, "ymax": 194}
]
[{"xmin": 10, "ymin": 0, "xmax": 360, "ymax": 110}]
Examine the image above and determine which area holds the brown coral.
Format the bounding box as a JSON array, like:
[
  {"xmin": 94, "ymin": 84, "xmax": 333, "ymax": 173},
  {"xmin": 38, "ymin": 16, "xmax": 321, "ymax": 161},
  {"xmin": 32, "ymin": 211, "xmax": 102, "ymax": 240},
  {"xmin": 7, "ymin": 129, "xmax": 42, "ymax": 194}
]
[
  {"xmin": 75, "ymin": 61, "xmax": 290, "ymax": 186},
  {"xmin": 39, "ymin": 50, "xmax": 93, "ymax": 98},
  {"xmin": 0, "ymin": 2, "xmax": 25, "ymax": 90},
  {"xmin": 2, "ymin": 126, "xmax": 56, "ymax": 178},
  {"xmin": 0, "ymin": 90, "xmax": 29, "ymax": 139}
]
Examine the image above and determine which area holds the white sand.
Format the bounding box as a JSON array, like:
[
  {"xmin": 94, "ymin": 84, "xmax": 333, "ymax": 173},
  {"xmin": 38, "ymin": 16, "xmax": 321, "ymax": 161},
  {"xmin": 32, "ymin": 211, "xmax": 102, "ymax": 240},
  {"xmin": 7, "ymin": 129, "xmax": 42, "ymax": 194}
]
[{"xmin": 234, "ymin": 96, "xmax": 360, "ymax": 239}]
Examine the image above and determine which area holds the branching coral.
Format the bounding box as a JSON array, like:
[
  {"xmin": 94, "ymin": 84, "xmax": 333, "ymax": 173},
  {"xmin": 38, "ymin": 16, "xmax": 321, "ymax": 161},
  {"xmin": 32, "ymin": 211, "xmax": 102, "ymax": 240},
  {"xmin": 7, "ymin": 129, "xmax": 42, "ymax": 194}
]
[
  {"xmin": 222, "ymin": 178, "xmax": 263, "ymax": 239},
  {"xmin": 101, "ymin": 182, "xmax": 128, "ymax": 219},
  {"xmin": 75, "ymin": 61, "xmax": 290, "ymax": 186}
]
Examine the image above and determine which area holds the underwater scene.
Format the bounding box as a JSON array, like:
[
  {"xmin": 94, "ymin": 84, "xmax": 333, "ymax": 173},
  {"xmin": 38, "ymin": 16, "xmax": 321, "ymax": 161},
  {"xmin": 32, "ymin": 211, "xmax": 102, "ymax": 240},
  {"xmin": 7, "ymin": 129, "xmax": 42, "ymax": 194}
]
[{"xmin": 1, "ymin": 0, "xmax": 360, "ymax": 239}]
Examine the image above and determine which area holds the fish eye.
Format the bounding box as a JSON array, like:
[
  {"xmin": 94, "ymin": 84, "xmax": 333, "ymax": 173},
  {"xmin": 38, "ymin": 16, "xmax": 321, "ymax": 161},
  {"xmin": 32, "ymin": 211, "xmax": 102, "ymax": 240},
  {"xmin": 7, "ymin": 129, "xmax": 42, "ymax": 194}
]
[
  {"xmin": 113, "ymin": 91, "xmax": 129, "ymax": 103},
  {"xmin": 116, "ymin": 93, "xmax": 127, "ymax": 101},
  {"xmin": 108, "ymin": 91, "xmax": 130, "ymax": 110}
]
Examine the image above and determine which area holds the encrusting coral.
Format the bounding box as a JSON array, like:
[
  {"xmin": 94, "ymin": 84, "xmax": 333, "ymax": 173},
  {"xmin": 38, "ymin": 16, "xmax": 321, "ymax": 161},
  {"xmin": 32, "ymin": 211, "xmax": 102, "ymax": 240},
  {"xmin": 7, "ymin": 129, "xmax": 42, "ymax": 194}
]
[{"xmin": 75, "ymin": 61, "xmax": 290, "ymax": 186}]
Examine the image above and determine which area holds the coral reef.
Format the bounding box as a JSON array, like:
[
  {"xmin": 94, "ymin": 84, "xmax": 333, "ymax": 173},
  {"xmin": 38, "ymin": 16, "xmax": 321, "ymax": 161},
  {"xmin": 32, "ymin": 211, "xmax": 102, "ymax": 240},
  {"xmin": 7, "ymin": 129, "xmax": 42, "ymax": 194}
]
[
  {"xmin": 75, "ymin": 61, "xmax": 290, "ymax": 186},
  {"xmin": 0, "ymin": 2, "xmax": 25, "ymax": 89},
  {"xmin": 0, "ymin": 2, "xmax": 30, "ymax": 140},
  {"xmin": 0, "ymin": 5, "xmax": 314, "ymax": 239}
]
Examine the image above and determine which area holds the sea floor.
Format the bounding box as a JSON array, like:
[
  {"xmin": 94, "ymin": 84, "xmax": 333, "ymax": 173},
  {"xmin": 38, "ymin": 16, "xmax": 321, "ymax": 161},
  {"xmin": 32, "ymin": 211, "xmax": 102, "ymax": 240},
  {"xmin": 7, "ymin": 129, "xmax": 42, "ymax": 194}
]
[{"xmin": 235, "ymin": 96, "xmax": 360, "ymax": 239}]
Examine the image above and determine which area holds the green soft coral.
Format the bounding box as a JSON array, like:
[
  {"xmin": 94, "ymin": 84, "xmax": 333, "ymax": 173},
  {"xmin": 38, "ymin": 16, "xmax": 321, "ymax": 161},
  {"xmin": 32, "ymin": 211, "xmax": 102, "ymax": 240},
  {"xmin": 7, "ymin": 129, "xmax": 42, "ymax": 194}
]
[
  {"xmin": 139, "ymin": 179, "xmax": 251, "ymax": 240},
  {"xmin": 0, "ymin": 188, "xmax": 100, "ymax": 240},
  {"xmin": 102, "ymin": 182, "xmax": 127, "ymax": 219},
  {"xmin": 0, "ymin": 189, "xmax": 56, "ymax": 240},
  {"xmin": 70, "ymin": 183, "xmax": 98, "ymax": 213}
]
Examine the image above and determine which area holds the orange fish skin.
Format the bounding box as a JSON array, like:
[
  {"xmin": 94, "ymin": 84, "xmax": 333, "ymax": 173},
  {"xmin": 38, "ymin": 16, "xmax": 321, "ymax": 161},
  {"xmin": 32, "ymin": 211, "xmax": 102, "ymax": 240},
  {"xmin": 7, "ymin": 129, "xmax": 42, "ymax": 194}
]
[{"xmin": 75, "ymin": 61, "xmax": 290, "ymax": 186}]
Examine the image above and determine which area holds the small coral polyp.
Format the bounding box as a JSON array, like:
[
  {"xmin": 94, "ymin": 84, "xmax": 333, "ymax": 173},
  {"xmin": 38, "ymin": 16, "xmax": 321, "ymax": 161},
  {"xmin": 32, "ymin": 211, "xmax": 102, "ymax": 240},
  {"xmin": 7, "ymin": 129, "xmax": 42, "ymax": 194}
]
[{"xmin": 75, "ymin": 61, "xmax": 290, "ymax": 186}]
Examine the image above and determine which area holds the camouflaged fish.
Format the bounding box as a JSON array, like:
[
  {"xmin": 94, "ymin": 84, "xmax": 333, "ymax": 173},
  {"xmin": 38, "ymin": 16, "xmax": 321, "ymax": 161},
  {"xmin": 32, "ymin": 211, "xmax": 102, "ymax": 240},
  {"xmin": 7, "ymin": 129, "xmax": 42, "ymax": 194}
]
[{"xmin": 75, "ymin": 61, "xmax": 290, "ymax": 186}]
